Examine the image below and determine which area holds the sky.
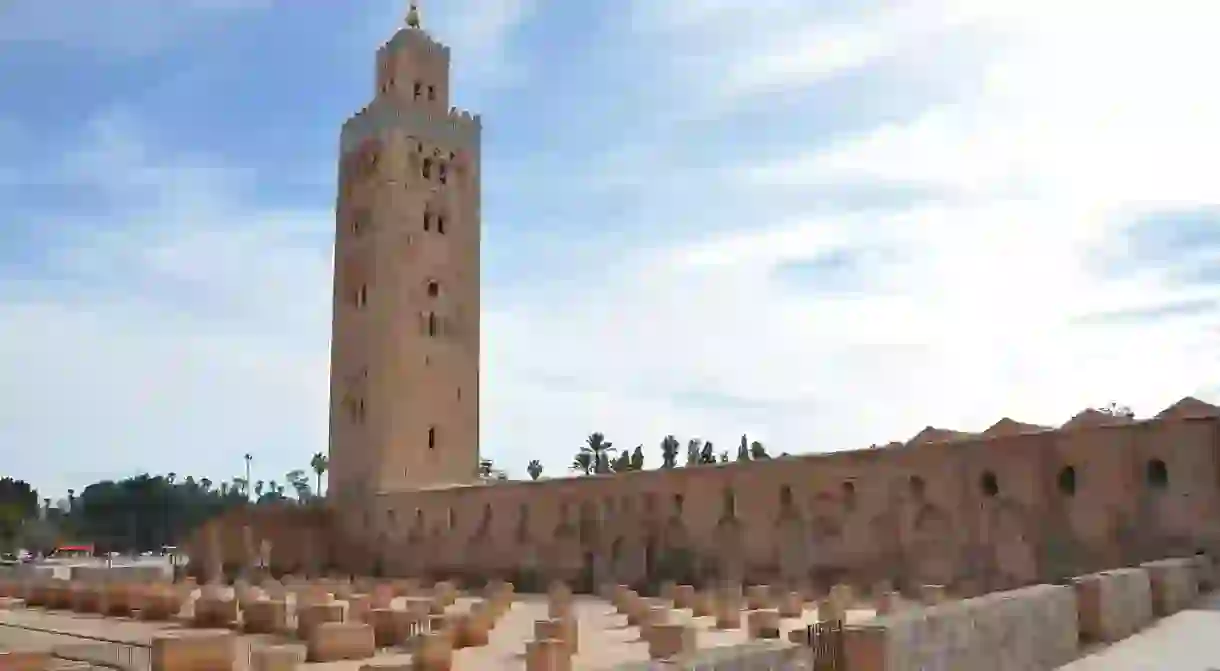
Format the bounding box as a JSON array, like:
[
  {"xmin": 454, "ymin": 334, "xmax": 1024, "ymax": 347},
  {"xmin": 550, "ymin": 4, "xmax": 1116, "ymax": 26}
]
[{"xmin": 2, "ymin": 0, "xmax": 1220, "ymax": 498}]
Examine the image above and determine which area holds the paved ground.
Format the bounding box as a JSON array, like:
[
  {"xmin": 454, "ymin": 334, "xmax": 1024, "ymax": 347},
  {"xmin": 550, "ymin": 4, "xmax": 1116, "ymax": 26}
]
[{"xmin": 1057, "ymin": 592, "xmax": 1220, "ymax": 670}]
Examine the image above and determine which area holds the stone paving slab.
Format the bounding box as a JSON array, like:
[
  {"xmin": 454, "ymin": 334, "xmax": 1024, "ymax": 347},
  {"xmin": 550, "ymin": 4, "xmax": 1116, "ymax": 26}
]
[{"xmin": 1057, "ymin": 591, "xmax": 1220, "ymax": 670}]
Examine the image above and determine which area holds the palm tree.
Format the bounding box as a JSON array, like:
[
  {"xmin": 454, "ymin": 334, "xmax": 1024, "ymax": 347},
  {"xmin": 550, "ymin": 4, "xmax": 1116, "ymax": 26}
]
[
  {"xmin": 254, "ymin": 480, "xmax": 265, "ymax": 501},
  {"xmin": 736, "ymin": 435, "xmax": 751, "ymax": 462},
  {"xmin": 660, "ymin": 435, "xmax": 680, "ymax": 468},
  {"xmin": 612, "ymin": 451, "xmax": 631, "ymax": 471},
  {"xmin": 527, "ymin": 460, "xmax": 543, "ymax": 480},
  {"xmin": 586, "ymin": 433, "xmax": 615, "ymax": 474},
  {"xmin": 570, "ymin": 451, "xmax": 593, "ymax": 475},
  {"xmin": 200, "ymin": 478, "xmax": 212, "ymax": 494},
  {"xmin": 310, "ymin": 453, "xmax": 329, "ymax": 498},
  {"xmin": 686, "ymin": 439, "xmax": 701, "ymax": 466},
  {"xmin": 630, "ymin": 445, "xmax": 644, "ymax": 470},
  {"xmin": 749, "ymin": 440, "xmax": 769, "ymax": 459}
]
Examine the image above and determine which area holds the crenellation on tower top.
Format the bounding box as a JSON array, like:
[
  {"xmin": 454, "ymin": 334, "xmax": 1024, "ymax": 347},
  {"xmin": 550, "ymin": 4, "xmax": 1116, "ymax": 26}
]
[{"xmin": 340, "ymin": 97, "xmax": 480, "ymax": 155}]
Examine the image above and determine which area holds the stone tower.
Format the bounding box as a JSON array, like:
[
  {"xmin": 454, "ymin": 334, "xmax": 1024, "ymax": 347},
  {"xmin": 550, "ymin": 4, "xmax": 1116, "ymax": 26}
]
[{"xmin": 328, "ymin": 2, "xmax": 481, "ymax": 501}]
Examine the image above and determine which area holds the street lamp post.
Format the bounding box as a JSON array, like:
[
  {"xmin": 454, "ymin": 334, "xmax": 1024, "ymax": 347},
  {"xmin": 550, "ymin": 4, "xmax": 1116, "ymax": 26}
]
[{"xmin": 244, "ymin": 454, "xmax": 253, "ymax": 502}]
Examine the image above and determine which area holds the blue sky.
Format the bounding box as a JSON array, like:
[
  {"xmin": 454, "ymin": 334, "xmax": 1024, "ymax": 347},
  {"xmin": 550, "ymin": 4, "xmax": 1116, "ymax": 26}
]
[{"xmin": 2, "ymin": 0, "xmax": 1219, "ymax": 498}]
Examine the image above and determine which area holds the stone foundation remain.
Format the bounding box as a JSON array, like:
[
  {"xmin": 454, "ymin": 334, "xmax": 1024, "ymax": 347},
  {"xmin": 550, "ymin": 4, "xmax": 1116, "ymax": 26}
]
[
  {"xmin": 1072, "ymin": 568, "xmax": 1153, "ymax": 643},
  {"xmin": 1141, "ymin": 558, "xmax": 1199, "ymax": 617},
  {"xmin": 151, "ymin": 631, "xmax": 236, "ymax": 671},
  {"xmin": 843, "ymin": 583, "xmax": 1078, "ymax": 670}
]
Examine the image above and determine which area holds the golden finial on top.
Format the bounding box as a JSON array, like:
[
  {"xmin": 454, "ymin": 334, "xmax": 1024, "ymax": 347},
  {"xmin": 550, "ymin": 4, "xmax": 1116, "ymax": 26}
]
[{"xmin": 406, "ymin": 1, "xmax": 422, "ymax": 29}]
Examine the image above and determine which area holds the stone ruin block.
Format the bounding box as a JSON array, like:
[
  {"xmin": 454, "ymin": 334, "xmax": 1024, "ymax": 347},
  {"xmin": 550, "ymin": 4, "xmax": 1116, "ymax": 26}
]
[
  {"xmin": 444, "ymin": 611, "xmax": 492, "ymax": 649},
  {"xmin": 714, "ymin": 597, "xmax": 741, "ymax": 630},
  {"xmin": 816, "ymin": 598, "xmax": 845, "ymax": 623},
  {"xmin": 103, "ymin": 583, "xmax": 136, "ymax": 618},
  {"xmin": 648, "ymin": 623, "xmax": 696, "ymax": 660},
  {"xmin": 249, "ymin": 644, "xmax": 302, "ymax": 671},
  {"xmin": 306, "ymin": 622, "xmax": 374, "ymax": 662},
  {"xmin": 843, "ymin": 583, "xmax": 1079, "ymax": 671},
  {"xmin": 534, "ymin": 617, "xmax": 579, "ymax": 655},
  {"xmin": 369, "ymin": 584, "xmax": 395, "ymax": 609},
  {"xmin": 829, "ymin": 583, "xmax": 855, "ymax": 613},
  {"xmin": 139, "ymin": 586, "xmax": 183, "ymax": 622},
  {"xmin": 525, "ymin": 638, "xmax": 571, "ymax": 671},
  {"xmin": 45, "ymin": 580, "xmax": 72, "ymax": 610},
  {"xmin": 746, "ymin": 609, "xmax": 781, "ymax": 639},
  {"xmin": 296, "ymin": 603, "xmax": 344, "ymax": 640},
  {"xmin": 0, "ymin": 650, "xmax": 54, "ymax": 671},
  {"xmin": 294, "ymin": 586, "xmax": 332, "ymax": 609},
  {"xmin": 690, "ymin": 591, "xmax": 714, "ymax": 617},
  {"xmin": 345, "ymin": 594, "xmax": 371, "ymax": 623},
  {"xmin": 626, "ymin": 596, "xmax": 664, "ymax": 626},
  {"xmin": 1141, "ymin": 558, "xmax": 1199, "ymax": 617},
  {"xmin": 414, "ymin": 632, "xmax": 453, "ymax": 671},
  {"xmin": 875, "ymin": 591, "xmax": 901, "ymax": 616},
  {"xmin": 672, "ymin": 584, "xmax": 695, "ymax": 609},
  {"xmin": 547, "ymin": 593, "xmax": 572, "ymax": 620},
  {"xmin": 920, "ymin": 584, "xmax": 948, "ymax": 606},
  {"xmin": 746, "ymin": 585, "xmax": 772, "ymax": 610},
  {"xmin": 638, "ymin": 606, "xmax": 672, "ymax": 641},
  {"xmin": 192, "ymin": 595, "xmax": 238, "ymax": 629},
  {"xmin": 367, "ymin": 608, "xmax": 423, "ymax": 647},
  {"xmin": 777, "ymin": 591, "xmax": 804, "ymax": 618},
  {"xmin": 151, "ymin": 631, "xmax": 235, "ymax": 671},
  {"xmin": 1074, "ymin": 568, "xmax": 1153, "ymax": 643},
  {"xmin": 243, "ymin": 600, "xmax": 287, "ymax": 635},
  {"xmin": 71, "ymin": 584, "xmax": 102, "ymax": 613}
]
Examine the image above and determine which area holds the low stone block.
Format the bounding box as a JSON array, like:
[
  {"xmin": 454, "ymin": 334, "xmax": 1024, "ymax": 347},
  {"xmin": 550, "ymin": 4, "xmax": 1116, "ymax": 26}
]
[
  {"xmin": 367, "ymin": 608, "xmax": 422, "ymax": 647},
  {"xmin": 449, "ymin": 613, "xmax": 490, "ymax": 648},
  {"xmin": 243, "ymin": 600, "xmax": 287, "ymax": 634},
  {"xmin": 817, "ymin": 598, "xmax": 845, "ymax": 623},
  {"xmin": 747, "ymin": 609, "xmax": 781, "ymax": 639},
  {"xmin": 777, "ymin": 592, "xmax": 804, "ymax": 618},
  {"xmin": 249, "ymin": 645, "xmax": 302, "ymax": 671},
  {"xmin": 547, "ymin": 595, "xmax": 571, "ymax": 620},
  {"xmin": 875, "ymin": 591, "xmax": 900, "ymax": 616},
  {"xmin": 0, "ymin": 651, "xmax": 53, "ymax": 671},
  {"xmin": 139, "ymin": 588, "xmax": 182, "ymax": 621},
  {"xmin": 920, "ymin": 584, "xmax": 947, "ymax": 606},
  {"xmin": 346, "ymin": 594, "xmax": 371, "ymax": 623},
  {"xmin": 151, "ymin": 630, "xmax": 236, "ymax": 671},
  {"xmin": 306, "ymin": 622, "xmax": 374, "ymax": 663},
  {"xmin": 690, "ymin": 592, "xmax": 713, "ymax": 617},
  {"xmin": 525, "ymin": 638, "xmax": 571, "ymax": 671},
  {"xmin": 672, "ymin": 585, "xmax": 695, "ymax": 609},
  {"xmin": 296, "ymin": 603, "xmax": 344, "ymax": 640},
  {"xmin": 192, "ymin": 596, "xmax": 238, "ymax": 629},
  {"xmin": 534, "ymin": 618, "xmax": 578, "ymax": 654},
  {"xmin": 647, "ymin": 623, "xmax": 696, "ymax": 660},
  {"xmin": 1142, "ymin": 558, "xmax": 1199, "ymax": 617},
  {"xmin": 746, "ymin": 585, "xmax": 771, "ymax": 610},
  {"xmin": 714, "ymin": 600, "xmax": 741, "ymax": 630},
  {"xmin": 1074, "ymin": 568, "xmax": 1152, "ymax": 643},
  {"xmin": 71, "ymin": 585, "xmax": 102, "ymax": 614},
  {"xmin": 414, "ymin": 632, "xmax": 453, "ymax": 671}
]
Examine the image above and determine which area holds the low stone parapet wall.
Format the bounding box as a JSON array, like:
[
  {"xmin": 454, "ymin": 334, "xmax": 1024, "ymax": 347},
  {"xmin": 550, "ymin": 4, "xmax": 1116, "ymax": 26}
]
[
  {"xmin": 843, "ymin": 583, "xmax": 1078, "ymax": 671},
  {"xmin": 1073, "ymin": 567, "xmax": 1153, "ymax": 643},
  {"xmin": 1141, "ymin": 557, "xmax": 1199, "ymax": 617}
]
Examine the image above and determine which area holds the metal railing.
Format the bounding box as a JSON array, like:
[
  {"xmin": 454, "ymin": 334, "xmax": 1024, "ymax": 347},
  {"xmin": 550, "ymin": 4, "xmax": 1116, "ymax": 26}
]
[
  {"xmin": 0, "ymin": 622, "xmax": 151, "ymax": 671},
  {"xmin": 806, "ymin": 619, "xmax": 845, "ymax": 671}
]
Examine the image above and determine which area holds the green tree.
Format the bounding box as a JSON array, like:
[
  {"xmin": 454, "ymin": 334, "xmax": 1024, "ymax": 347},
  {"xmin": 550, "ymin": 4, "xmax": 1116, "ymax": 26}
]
[
  {"xmin": 630, "ymin": 445, "xmax": 644, "ymax": 470},
  {"xmin": 699, "ymin": 441, "xmax": 716, "ymax": 464},
  {"xmin": 570, "ymin": 451, "xmax": 593, "ymax": 475},
  {"xmin": 584, "ymin": 433, "xmax": 615, "ymax": 474},
  {"xmin": 527, "ymin": 460, "xmax": 544, "ymax": 481},
  {"xmin": 736, "ymin": 435, "xmax": 751, "ymax": 462},
  {"xmin": 750, "ymin": 440, "xmax": 770, "ymax": 459},
  {"xmin": 612, "ymin": 451, "xmax": 631, "ymax": 472},
  {"xmin": 310, "ymin": 453, "xmax": 329, "ymax": 497},
  {"xmin": 660, "ymin": 435, "xmax": 680, "ymax": 469},
  {"xmin": 685, "ymin": 439, "xmax": 702, "ymax": 466}
]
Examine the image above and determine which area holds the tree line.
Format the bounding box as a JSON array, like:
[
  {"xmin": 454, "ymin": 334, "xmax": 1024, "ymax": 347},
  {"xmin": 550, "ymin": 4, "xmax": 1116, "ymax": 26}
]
[
  {"xmin": 510, "ymin": 432, "xmax": 777, "ymax": 481},
  {"xmin": 0, "ymin": 453, "xmax": 331, "ymax": 555}
]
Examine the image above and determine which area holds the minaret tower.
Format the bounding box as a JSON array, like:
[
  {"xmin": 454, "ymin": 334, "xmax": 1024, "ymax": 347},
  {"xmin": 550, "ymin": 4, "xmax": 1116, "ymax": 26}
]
[{"xmin": 328, "ymin": 1, "xmax": 482, "ymax": 500}]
